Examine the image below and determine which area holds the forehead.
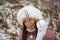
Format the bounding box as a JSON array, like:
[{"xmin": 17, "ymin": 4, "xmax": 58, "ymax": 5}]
[
  {"xmin": 23, "ymin": 18, "xmax": 35, "ymax": 21},
  {"xmin": 23, "ymin": 18, "xmax": 38, "ymax": 22}
]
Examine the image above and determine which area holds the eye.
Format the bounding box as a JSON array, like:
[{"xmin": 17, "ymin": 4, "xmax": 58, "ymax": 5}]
[
  {"xmin": 25, "ymin": 21, "xmax": 30, "ymax": 24},
  {"xmin": 30, "ymin": 20, "xmax": 35, "ymax": 23}
]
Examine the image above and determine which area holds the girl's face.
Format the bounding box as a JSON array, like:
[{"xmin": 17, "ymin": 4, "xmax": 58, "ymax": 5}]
[{"xmin": 24, "ymin": 18, "xmax": 36, "ymax": 30}]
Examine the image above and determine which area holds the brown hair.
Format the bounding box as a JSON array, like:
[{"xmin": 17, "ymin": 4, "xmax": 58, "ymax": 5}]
[{"xmin": 22, "ymin": 21, "xmax": 38, "ymax": 40}]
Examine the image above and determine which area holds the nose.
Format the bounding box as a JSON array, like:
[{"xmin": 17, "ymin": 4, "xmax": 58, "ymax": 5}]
[{"xmin": 30, "ymin": 23, "xmax": 33, "ymax": 27}]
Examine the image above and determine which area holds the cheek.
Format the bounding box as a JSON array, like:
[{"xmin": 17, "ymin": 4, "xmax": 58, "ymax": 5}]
[
  {"xmin": 30, "ymin": 21, "xmax": 35, "ymax": 26},
  {"xmin": 30, "ymin": 20, "xmax": 35, "ymax": 25},
  {"xmin": 30, "ymin": 22, "xmax": 35, "ymax": 28}
]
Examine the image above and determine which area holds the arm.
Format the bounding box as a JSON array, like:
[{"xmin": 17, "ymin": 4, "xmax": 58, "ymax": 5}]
[
  {"xmin": 46, "ymin": 29, "xmax": 55, "ymax": 40},
  {"xmin": 18, "ymin": 33, "xmax": 22, "ymax": 40}
]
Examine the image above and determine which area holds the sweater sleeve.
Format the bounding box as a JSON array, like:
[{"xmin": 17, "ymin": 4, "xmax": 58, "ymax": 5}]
[
  {"xmin": 46, "ymin": 29, "xmax": 55, "ymax": 40},
  {"xmin": 43, "ymin": 28, "xmax": 55, "ymax": 40},
  {"xmin": 18, "ymin": 33, "xmax": 22, "ymax": 40}
]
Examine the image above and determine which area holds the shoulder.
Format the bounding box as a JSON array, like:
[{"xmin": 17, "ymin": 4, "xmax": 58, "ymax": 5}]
[
  {"xmin": 46, "ymin": 28, "xmax": 55, "ymax": 40},
  {"xmin": 18, "ymin": 32, "xmax": 22, "ymax": 40}
]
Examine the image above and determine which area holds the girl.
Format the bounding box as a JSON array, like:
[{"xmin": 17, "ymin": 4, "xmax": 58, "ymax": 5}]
[{"xmin": 17, "ymin": 6, "xmax": 55, "ymax": 40}]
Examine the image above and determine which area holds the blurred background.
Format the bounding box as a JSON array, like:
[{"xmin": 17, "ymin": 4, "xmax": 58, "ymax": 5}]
[{"xmin": 0, "ymin": 0, "xmax": 60, "ymax": 40}]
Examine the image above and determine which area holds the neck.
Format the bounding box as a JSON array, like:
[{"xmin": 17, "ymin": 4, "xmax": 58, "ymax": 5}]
[{"xmin": 26, "ymin": 28, "xmax": 36, "ymax": 32}]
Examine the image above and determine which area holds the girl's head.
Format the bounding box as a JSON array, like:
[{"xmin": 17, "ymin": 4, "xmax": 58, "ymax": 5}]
[
  {"xmin": 22, "ymin": 18, "xmax": 38, "ymax": 40},
  {"xmin": 17, "ymin": 6, "xmax": 43, "ymax": 40},
  {"xmin": 23, "ymin": 18, "xmax": 37, "ymax": 30}
]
